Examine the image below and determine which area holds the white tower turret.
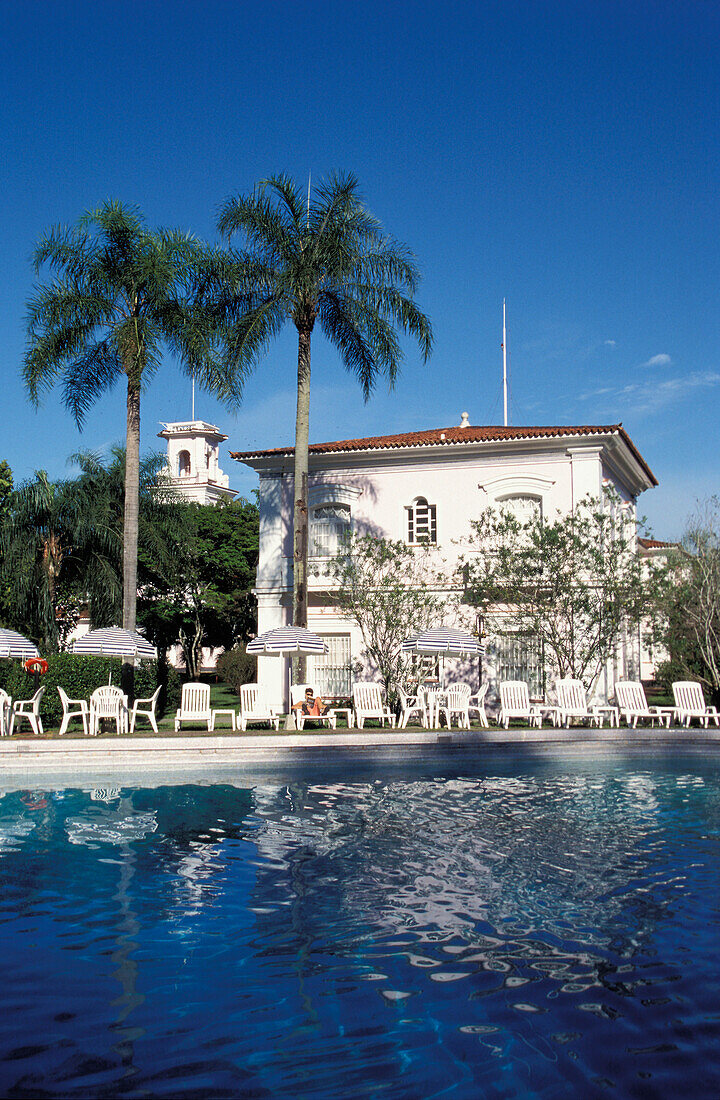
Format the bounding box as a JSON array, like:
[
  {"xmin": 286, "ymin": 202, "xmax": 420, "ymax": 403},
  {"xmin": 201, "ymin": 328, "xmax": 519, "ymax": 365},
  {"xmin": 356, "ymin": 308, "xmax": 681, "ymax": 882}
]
[{"xmin": 158, "ymin": 420, "xmax": 237, "ymax": 505}]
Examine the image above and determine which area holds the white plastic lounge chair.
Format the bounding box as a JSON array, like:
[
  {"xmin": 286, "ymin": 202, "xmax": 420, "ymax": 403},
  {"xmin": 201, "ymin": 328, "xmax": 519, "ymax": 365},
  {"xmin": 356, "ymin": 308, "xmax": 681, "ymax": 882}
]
[
  {"xmin": 290, "ymin": 684, "xmax": 337, "ymax": 730},
  {"xmin": 468, "ymin": 682, "xmax": 489, "ymax": 727},
  {"xmin": 353, "ymin": 683, "xmax": 396, "ymax": 729},
  {"xmin": 555, "ymin": 678, "xmax": 603, "ymax": 728},
  {"xmin": 57, "ymin": 686, "xmax": 89, "ymax": 736},
  {"xmin": 445, "ymin": 683, "xmax": 472, "ymax": 729},
  {"xmin": 10, "ymin": 686, "xmax": 45, "ymax": 736},
  {"xmin": 614, "ymin": 681, "xmax": 673, "ymax": 728},
  {"xmin": 498, "ymin": 681, "xmax": 542, "ymax": 729},
  {"xmin": 174, "ymin": 682, "xmax": 211, "ymax": 732},
  {"xmin": 238, "ymin": 684, "xmax": 280, "ymax": 731},
  {"xmin": 0, "ymin": 689, "xmax": 12, "ymax": 737},
  {"xmin": 672, "ymin": 681, "xmax": 720, "ymax": 728},
  {"xmin": 130, "ymin": 685, "xmax": 161, "ymax": 733},
  {"xmin": 398, "ymin": 686, "xmax": 427, "ymax": 729},
  {"xmin": 89, "ymin": 686, "xmax": 128, "ymax": 737}
]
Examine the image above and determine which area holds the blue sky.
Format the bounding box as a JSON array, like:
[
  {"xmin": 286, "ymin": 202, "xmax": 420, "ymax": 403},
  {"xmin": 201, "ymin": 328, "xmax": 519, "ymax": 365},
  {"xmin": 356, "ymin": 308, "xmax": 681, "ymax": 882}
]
[{"xmin": 1, "ymin": 0, "xmax": 718, "ymax": 538}]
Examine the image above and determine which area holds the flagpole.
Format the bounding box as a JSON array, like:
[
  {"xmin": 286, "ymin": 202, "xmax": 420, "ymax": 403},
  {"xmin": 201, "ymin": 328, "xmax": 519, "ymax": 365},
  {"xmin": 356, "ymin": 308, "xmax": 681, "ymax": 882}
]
[{"xmin": 502, "ymin": 299, "xmax": 508, "ymax": 427}]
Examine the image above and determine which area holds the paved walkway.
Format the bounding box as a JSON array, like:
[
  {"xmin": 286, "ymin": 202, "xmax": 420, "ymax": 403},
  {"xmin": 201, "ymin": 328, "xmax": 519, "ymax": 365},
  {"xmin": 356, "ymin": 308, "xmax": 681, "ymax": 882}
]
[{"xmin": 1, "ymin": 725, "xmax": 719, "ymax": 779}]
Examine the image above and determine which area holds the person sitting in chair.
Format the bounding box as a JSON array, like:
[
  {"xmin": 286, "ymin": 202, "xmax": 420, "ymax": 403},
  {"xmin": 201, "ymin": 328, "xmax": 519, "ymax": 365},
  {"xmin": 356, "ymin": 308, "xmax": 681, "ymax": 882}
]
[{"xmin": 292, "ymin": 687, "xmax": 332, "ymax": 721}]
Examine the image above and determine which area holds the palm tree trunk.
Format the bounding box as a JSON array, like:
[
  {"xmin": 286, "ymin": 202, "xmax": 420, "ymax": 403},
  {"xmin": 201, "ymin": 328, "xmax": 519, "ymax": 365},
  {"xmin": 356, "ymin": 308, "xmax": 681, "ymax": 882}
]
[
  {"xmin": 123, "ymin": 377, "xmax": 141, "ymax": 633},
  {"xmin": 122, "ymin": 376, "xmax": 140, "ymax": 703},
  {"xmin": 293, "ymin": 328, "xmax": 312, "ymax": 683}
]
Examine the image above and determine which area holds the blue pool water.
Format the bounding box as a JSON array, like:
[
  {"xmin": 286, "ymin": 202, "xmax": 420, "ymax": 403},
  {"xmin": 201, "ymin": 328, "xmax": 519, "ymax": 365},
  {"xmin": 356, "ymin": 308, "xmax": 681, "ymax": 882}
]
[{"xmin": 0, "ymin": 753, "xmax": 719, "ymax": 1098}]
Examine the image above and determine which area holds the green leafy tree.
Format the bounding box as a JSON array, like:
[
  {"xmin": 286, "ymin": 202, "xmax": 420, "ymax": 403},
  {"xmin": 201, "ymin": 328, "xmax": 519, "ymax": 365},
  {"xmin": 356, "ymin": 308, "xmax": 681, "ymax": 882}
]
[
  {"xmin": 327, "ymin": 534, "xmax": 445, "ymax": 702},
  {"xmin": 138, "ymin": 498, "xmax": 259, "ymax": 678},
  {"xmin": 0, "ymin": 460, "xmax": 14, "ymax": 625},
  {"xmin": 217, "ymin": 173, "xmax": 432, "ymax": 674},
  {"xmin": 655, "ymin": 499, "xmax": 720, "ymax": 703},
  {"xmin": 24, "ymin": 200, "xmax": 231, "ymax": 641},
  {"xmin": 461, "ymin": 492, "xmax": 655, "ymax": 691},
  {"xmin": 0, "ymin": 460, "xmax": 13, "ymax": 516}
]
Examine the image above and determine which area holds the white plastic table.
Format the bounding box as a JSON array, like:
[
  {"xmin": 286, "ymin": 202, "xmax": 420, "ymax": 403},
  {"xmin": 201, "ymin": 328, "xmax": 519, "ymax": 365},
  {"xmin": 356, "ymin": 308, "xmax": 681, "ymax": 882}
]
[{"xmin": 210, "ymin": 708, "xmax": 236, "ymax": 731}]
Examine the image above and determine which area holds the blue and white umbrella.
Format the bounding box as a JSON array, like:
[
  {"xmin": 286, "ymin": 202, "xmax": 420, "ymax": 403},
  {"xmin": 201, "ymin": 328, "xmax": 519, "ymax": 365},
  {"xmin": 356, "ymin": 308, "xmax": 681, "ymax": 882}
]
[
  {"xmin": 0, "ymin": 628, "xmax": 40, "ymax": 661},
  {"xmin": 71, "ymin": 627, "xmax": 157, "ymax": 660},
  {"xmin": 247, "ymin": 628, "xmax": 328, "ymax": 656},
  {"xmin": 247, "ymin": 628, "xmax": 329, "ymax": 720},
  {"xmin": 401, "ymin": 628, "xmax": 485, "ymax": 656}
]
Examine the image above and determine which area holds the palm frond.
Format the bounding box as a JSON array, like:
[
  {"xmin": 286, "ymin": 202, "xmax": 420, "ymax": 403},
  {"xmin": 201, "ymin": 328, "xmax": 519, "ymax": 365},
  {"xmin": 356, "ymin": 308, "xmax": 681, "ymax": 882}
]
[{"xmin": 60, "ymin": 341, "xmax": 124, "ymax": 425}]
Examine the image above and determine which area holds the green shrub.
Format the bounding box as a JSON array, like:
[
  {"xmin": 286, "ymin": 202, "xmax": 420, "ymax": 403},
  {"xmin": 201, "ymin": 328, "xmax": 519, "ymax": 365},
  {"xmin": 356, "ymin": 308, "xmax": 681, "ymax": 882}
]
[
  {"xmin": 1, "ymin": 654, "xmax": 174, "ymax": 729},
  {"xmin": 216, "ymin": 646, "xmax": 257, "ymax": 697}
]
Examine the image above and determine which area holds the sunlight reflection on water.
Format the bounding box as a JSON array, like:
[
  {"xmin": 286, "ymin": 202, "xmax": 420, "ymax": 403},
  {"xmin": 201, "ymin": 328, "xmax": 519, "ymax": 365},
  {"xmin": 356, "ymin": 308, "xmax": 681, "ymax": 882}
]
[{"xmin": 0, "ymin": 761, "xmax": 717, "ymax": 1097}]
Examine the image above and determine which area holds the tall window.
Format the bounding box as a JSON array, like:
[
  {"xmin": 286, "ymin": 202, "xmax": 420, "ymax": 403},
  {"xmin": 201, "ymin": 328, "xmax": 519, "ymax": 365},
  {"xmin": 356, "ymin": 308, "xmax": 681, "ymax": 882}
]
[
  {"xmin": 311, "ymin": 504, "xmax": 351, "ymax": 558},
  {"xmin": 496, "ymin": 634, "xmax": 544, "ymax": 698},
  {"xmin": 310, "ymin": 635, "xmax": 352, "ymax": 696},
  {"xmin": 406, "ymin": 497, "xmax": 437, "ymax": 544},
  {"xmin": 178, "ymin": 450, "xmax": 191, "ymax": 476}
]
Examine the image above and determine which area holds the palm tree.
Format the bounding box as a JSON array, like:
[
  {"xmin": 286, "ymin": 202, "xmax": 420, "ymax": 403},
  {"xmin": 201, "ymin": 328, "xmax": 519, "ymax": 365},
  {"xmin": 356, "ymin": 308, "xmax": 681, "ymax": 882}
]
[
  {"xmin": 24, "ymin": 200, "xmax": 229, "ymax": 639},
  {"xmin": 0, "ymin": 467, "xmax": 119, "ymax": 652},
  {"xmin": 217, "ymin": 172, "xmax": 432, "ymax": 657}
]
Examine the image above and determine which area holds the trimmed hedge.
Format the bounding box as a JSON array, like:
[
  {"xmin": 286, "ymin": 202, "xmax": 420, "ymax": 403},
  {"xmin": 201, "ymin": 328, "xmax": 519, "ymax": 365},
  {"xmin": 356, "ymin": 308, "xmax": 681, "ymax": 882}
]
[{"xmin": 0, "ymin": 654, "xmax": 182, "ymax": 729}]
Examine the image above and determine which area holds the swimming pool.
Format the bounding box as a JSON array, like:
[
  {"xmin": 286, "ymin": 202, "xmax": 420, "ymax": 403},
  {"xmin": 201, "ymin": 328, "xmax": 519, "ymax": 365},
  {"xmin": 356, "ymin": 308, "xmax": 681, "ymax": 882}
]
[{"xmin": 0, "ymin": 750, "xmax": 719, "ymax": 1097}]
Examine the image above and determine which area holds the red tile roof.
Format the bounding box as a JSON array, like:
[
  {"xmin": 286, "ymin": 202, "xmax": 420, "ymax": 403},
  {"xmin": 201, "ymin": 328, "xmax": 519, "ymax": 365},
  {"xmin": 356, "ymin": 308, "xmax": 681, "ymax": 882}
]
[
  {"xmin": 638, "ymin": 537, "xmax": 676, "ymax": 550},
  {"xmin": 232, "ymin": 423, "xmax": 657, "ymax": 485}
]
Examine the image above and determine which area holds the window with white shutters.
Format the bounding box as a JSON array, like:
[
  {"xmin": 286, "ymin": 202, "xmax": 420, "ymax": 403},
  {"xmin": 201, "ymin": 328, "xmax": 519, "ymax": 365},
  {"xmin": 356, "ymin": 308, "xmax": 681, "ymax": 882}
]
[
  {"xmin": 311, "ymin": 504, "xmax": 351, "ymax": 558},
  {"xmin": 406, "ymin": 497, "xmax": 437, "ymax": 544},
  {"xmin": 309, "ymin": 635, "xmax": 352, "ymax": 696},
  {"xmin": 496, "ymin": 634, "xmax": 545, "ymax": 699}
]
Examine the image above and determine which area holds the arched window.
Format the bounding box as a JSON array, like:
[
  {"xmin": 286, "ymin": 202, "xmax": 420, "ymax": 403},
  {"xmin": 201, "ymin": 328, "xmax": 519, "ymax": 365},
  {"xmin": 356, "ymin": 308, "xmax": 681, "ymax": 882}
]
[
  {"xmin": 499, "ymin": 495, "xmax": 542, "ymax": 525},
  {"xmin": 178, "ymin": 450, "xmax": 192, "ymax": 477},
  {"xmin": 406, "ymin": 497, "xmax": 437, "ymax": 544},
  {"xmin": 311, "ymin": 503, "xmax": 351, "ymax": 557}
]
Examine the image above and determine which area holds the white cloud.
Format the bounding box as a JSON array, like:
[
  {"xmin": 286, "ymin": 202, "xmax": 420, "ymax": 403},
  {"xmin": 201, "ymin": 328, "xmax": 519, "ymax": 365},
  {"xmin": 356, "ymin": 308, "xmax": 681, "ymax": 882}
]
[
  {"xmin": 641, "ymin": 353, "xmax": 672, "ymax": 367},
  {"xmin": 604, "ymin": 339, "xmax": 616, "ymax": 347},
  {"xmin": 579, "ymin": 370, "xmax": 720, "ymax": 415}
]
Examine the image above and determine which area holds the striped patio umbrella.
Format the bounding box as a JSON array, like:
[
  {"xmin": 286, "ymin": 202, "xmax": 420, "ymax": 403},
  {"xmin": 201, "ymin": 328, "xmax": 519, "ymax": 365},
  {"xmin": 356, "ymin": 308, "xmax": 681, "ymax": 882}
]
[
  {"xmin": 401, "ymin": 628, "xmax": 485, "ymax": 655},
  {"xmin": 71, "ymin": 627, "xmax": 158, "ymax": 660},
  {"xmin": 247, "ymin": 627, "xmax": 328, "ymax": 656},
  {"xmin": 0, "ymin": 629, "xmax": 40, "ymax": 661}
]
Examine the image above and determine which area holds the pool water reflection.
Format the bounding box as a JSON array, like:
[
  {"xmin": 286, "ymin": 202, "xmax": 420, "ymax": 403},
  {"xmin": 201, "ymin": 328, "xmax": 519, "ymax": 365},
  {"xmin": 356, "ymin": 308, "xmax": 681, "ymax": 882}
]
[{"xmin": 0, "ymin": 758, "xmax": 718, "ymax": 1097}]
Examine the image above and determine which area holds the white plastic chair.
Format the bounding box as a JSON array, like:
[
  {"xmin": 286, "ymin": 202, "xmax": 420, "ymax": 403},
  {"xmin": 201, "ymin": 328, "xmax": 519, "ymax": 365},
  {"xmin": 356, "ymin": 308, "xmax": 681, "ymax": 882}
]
[
  {"xmin": 468, "ymin": 683, "xmax": 489, "ymax": 727},
  {"xmin": 555, "ymin": 678, "xmax": 602, "ymax": 728},
  {"xmin": 89, "ymin": 686, "xmax": 128, "ymax": 737},
  {"xmin": 445, "ymin": 683, "xmax": 472, "ymax": 729},
  {"xmin": 614, "ymin": 681, "xmax": 672, "ymax": 728},
  {"xmin": 0, "ymin": 689, "xmax": 12, "ymax": 737},
  {"xmin": 498, "ymin": 681, "xmax": 542, "ymax": 729},
  {"xmin": 399, "ymin": 686, "xmax": 427, "ymax": 729},
  {"xmin": 174, "ymin": 682, "xmax": 211, "ymax": 731},
  {"xmin": 290, "ymin": 684, "xmax": 336, "ymax": 730},
  {"xmin": 57, "ymin": 686, "xmax": 89, "ymax": 736},
  {"xmin": 352, "ymin": 683, "xmax": 396, "ymax": 729},
  {"xmin": 238, "ymin": 684, "xmax": 280, "ymax": 731},
  {"xmin": 671, "ymin": 681, "xmax": 720, "ymax": 728},
  {"xmin": 10, "ymin": 686, "xmax": 46, "ymax": 736},
  {"xmin": 130, "ymin": 685, "xmax": 161, "ymax": 733}
]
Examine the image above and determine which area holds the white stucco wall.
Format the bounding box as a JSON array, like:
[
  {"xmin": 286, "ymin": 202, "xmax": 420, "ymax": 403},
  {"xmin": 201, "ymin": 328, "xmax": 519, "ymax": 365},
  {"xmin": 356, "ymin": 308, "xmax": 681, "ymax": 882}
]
[{"xmin": 245, "ymin": 430, "xmax": 653, "ymax": 712}]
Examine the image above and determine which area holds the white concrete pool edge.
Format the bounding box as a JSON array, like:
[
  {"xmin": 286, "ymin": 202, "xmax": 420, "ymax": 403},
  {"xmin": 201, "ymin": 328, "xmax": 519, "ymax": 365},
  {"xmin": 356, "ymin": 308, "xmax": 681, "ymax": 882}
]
[{"xmin": 2, "ymin": 726, "xmax": 720, "ymax": 772}]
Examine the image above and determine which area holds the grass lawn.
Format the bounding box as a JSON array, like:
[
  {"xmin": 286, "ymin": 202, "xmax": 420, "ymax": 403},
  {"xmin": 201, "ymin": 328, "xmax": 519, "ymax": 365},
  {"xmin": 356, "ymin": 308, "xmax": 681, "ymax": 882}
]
[{"xmin": 7, "ymin": 680, "xmax": 363, "ymax": 738}]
